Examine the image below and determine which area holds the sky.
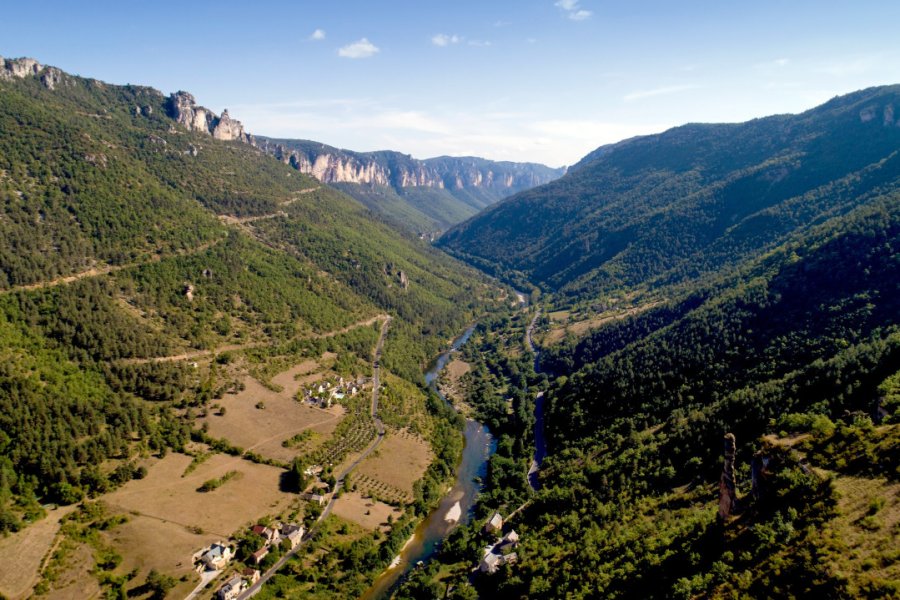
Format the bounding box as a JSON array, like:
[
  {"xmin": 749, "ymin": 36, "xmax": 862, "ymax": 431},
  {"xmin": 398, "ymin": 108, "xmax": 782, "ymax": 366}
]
[{"xmin": 3, "ymin": 0, "xmax": 900, "ymax": 167}]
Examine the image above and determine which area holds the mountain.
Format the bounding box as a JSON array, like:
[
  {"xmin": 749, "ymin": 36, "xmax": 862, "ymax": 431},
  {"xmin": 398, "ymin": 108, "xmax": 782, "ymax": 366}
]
[
  {"xmin": 0, "ymin": 57, "xmax": 503, "ymax": 598},
  {"xmin": 438, "ymin": 85, "xmax": 900, "ymax": 299},
  {"xmin": 253, "ymin": 136, "xmax": 565, "ymax": 234}
]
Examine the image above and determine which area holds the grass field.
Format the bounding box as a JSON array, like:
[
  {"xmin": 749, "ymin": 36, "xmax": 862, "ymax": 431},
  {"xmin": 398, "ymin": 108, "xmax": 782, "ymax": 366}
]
[
  {"xmin": 200, "ymin": 372, "xmax": 344, "ymax": 463},
  {"xmin": 104, "ymin": 453, "xmax": 296, "ymax": 537},
  {"xmin": 101, "ymin": 516, "xmax": 215, "ymax": 599},
  {"xmin": 43, "ymin": 543, "xmax": 101, "ymax": 600},
  {"xmin": 0, "ymin": 506, "xmax": 75, "ymax": 600},
  {"xmin": 332, "ymin": 492, "xmax": 402, "ymax": 532}
]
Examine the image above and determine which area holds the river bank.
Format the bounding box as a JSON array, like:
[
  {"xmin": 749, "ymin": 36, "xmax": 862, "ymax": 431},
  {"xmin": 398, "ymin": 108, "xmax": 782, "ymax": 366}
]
[{"xmin": 360, "ymin": 325, "xmax": 496, "ymax": 600}]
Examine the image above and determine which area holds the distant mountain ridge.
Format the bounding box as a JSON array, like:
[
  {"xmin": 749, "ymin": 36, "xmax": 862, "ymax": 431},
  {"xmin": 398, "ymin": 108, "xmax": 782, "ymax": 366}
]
[
  {"xmin": 253, "ymin": 136, "xmax": 566, "ymax": 233},
  {"xmin": 439, "ymin": 84, "xmax": 900, "ymax": 296}
]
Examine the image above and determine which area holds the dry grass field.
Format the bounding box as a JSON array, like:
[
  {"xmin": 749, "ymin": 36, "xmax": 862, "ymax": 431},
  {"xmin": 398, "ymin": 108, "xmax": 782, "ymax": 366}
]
[
  {"xmin": 0, "ymin": 506, "xmax": 75, "ymax": 600},
  {"xmin": 104, "ymin": 453, "xmax": 295, "ymax": 537},
  {"xmin": 100, "ymin": 516, "xmax": 216, "ymax": 599},
  {"xmin": 331, "ymin": 492, "xmax": 402, "ymax": 532},
  {"xmin": 44, "ymin": 543, "xmax": 101, "ymax": 600},
  {"xmin": 200, "ymin": 373, "xmax": 344, "ymax": 463},
  {"xmin": 355, "ymin": 430, "xmax": 432, "ymax": 497}
]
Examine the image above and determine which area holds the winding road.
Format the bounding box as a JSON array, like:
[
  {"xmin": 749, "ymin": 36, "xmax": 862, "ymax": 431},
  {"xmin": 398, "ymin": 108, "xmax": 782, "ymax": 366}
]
[{"xmin": 237, "ymin": 316, "xmax": 391, "ymax": 599}]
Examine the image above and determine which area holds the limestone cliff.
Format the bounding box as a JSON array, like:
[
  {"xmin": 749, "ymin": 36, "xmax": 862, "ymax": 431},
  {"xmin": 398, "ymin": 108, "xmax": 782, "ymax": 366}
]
[
  {"xmin": 253, "ymin": 136, "xmax": 565, "ymax": 198},
  {"xmin": 0, "ymin": 56, "xmax": 72, "ymax": 91},
  {"xmin": 166, "ymin": 91, "xmax": 251, "ymax": 143}
]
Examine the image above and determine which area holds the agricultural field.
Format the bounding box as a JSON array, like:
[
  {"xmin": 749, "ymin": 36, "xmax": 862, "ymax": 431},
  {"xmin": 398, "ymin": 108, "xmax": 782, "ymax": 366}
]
[{"xmin": 354, "ymin": 430, "xmax": 433, "ymax": 503}]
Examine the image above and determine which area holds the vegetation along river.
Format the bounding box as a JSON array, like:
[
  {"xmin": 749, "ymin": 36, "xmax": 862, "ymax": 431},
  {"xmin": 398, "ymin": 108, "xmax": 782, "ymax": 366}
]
[{"xmin": 361, "ymin": 325, "xmax": 496, "ymax": 599}]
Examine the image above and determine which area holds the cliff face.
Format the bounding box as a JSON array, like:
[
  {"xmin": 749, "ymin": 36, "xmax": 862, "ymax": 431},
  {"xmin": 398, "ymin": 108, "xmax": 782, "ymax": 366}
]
[
  {"xmin": 253, "ymin": 137, "xmax": 566, "ymax": 196},
  {"xmin": 166, "ymin": 91, "xmax": 251, "ymax": 143},
  {"xmin": 1, "ymin": 56, "xmax": 70, "ymax": 90}
]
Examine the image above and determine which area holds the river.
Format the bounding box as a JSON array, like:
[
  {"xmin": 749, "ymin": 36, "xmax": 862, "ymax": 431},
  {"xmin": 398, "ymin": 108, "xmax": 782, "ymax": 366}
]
[{"xmin": 360, "ymin": 325, "xmax": 496, "ymax": 600}]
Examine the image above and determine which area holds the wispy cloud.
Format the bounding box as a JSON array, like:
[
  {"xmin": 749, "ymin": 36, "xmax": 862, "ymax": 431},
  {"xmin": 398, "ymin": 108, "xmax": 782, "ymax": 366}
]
[
  {"xmin": 556, "ymin": 0, "xmax": 592, "ymax": 21},
  {"xmin": 338, "ymin": 38, "xmax": 379, "ymax": 59},
  {"xmin": 432, "ymin": 33, "xmax": 461, "ymax": 47},
  {"xmin": 309, "ymin": 29, "xmax": 326, "ymax": 41},
  {"xmin": 468, "ymin": 40, "xmax": 493, "ymax": 47},
  {"xmin": 623, "ymin": 84, "xmax": 700, "ymax": 102}
]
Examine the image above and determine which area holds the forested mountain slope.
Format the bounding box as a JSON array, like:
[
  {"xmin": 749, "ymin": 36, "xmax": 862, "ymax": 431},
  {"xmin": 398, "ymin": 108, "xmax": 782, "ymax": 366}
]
[
  {"xmin": 0, "ymin": 59, "xmax": 496, "ymax": 533},
  {"xmin": 439, "ymin": 85, "xmax": 900, "ymax": 299}
]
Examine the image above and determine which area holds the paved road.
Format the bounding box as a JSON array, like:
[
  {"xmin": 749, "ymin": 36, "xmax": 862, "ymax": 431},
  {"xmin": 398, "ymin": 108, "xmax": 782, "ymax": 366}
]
[
  {"xmin": 525, "ymin": 308, "xmax": 545, "ymax": 491},
  {"xmin": 237, "ymin": 317, "xmax": 391, "ymax": 599}
]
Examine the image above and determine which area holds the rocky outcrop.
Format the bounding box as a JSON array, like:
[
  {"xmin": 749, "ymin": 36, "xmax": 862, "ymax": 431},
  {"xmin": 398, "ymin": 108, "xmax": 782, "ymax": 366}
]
[
  {"xmin": 253, "ymin": 137, "xmax": 565, "ymax": 196},
  {"xmin": 717, "ymin": 433, "xmax": 738, "ymax": 521},
  {"xmin": 167, "ymin": 92, "xmax": 251, "ymax": 143},
  {"xmin": 0, "ymin": 57, "xmax": 71, "ymax": 90}
]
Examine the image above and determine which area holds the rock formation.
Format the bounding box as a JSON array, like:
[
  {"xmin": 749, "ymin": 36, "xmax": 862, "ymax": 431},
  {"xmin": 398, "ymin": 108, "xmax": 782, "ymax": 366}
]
[
  {"xmin": 717, "ymin": 433, "xmax": 738, "ymax": 521},
  {"xmin": 252, "ymin": 137, "xmax": 566, "ymax": 194},
  {"xmin": 0, "ymin": 57, "xmax": 71, "ymax": 90},
  {"xmin": 166, "ymin": 92, "xmax": 250, "ymax": 143}
]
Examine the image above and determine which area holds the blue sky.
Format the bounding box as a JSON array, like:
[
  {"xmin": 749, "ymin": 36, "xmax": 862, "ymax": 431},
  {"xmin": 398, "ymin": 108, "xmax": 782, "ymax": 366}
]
[{"xmin": 3, "ymin": 0, "xmax": 900, "ymax": 166}]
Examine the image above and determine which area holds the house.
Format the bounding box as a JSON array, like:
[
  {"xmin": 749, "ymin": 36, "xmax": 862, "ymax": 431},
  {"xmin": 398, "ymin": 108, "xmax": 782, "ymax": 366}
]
[
  {"xmin": 217, "ymin": 574, "xmax": 245, "ymax": 600},
  {"xmin": 300, "ymin": 492, "xmax": 326, "ymax": 505},
  {"xmin": 479, "ymin": 550, "xmax": 518, "ymax": 574},
  {"xmin": 251, "ymin": 546, "xmax": 269, "ymax": 565},
  {"xmin": 241, "ymin": 568, "xmax": 261, "ymax": 584},
  {"xmin": 479, "ymin": 552, "xmax": 502, "ymax": 574},
  {"xmin": 282, "ymin": 524, "xmax": 305, "ymax": 549},
  {"xmin": 250, "ymin": 524, "xmax": 278, "ymax": 544},
  {"xmin": 484, "ymin": 512, "xmax": 503, "ymax": 535},
  {"xmin": 199, "ymin": 542, "xmax": 233, "ymax": 571},
  {"xmin": 499, "ymin": 530, "xmax": 520, "ymax": 550}
]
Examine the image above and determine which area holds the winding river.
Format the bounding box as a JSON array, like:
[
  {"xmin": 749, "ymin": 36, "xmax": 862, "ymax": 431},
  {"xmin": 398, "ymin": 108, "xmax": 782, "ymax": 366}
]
[{"xmin": 360, "ymin": 325, "xmax": 496, "ymax": 600}]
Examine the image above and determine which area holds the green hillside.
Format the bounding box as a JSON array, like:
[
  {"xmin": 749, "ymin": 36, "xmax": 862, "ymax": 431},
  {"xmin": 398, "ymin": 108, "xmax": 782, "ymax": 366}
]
[
  {"xmin": 438, "ymin": 85, "xmax": 900, "ymax": 300},
  {"xmin": 0, "ymin": 64, "xmax": 497, "ymax": 530}
]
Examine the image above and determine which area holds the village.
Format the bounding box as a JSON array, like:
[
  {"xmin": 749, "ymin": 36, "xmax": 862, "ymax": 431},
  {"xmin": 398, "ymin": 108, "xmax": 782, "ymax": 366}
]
[
  {"xmin": 299, "ymin": 374, "xmax": 367, "ymax": 409},
  {"xmin": 192, "ymin": 520, "xmax": 305, "ymax": 600}
]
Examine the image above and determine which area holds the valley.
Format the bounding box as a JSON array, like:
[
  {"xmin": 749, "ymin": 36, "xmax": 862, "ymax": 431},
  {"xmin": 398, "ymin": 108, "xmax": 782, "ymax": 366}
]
[{"xmin": 1, "ymin": 34, "xmax": 899, "ymax": 600}]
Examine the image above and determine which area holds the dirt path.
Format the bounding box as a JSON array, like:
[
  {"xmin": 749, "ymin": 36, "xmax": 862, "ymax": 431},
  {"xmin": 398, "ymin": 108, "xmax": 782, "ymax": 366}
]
[{"xmin": 0, "ymin": 237, "xmax": 226, "ymax": 296}]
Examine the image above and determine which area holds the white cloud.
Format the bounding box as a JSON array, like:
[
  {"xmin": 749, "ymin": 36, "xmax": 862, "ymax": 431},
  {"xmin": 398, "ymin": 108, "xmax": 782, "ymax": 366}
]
[
  {"xmin": 623, "ymin": 84, "xmax": 700, "ymax": 102},
  {"xmin": 556, "ymin": 0, "xmax": 592, "ymax": 20},
  {"xmin": 774, "ymin": 58, "xmax": 789, "ymax": 67},
  {"xmin": 309, "ymin": 29, "xmax": 326, "ymax": 41},
  {"xmin": 468, "ymin": 40, "xmax": 493, "ymax": 47},
  {"xmin": 432, "ymin": 33, "xmax": 461, "ymax": 47},
  {"xmin": 338, "ymin": 38, "xmax": 380, "ymax": 59}
]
